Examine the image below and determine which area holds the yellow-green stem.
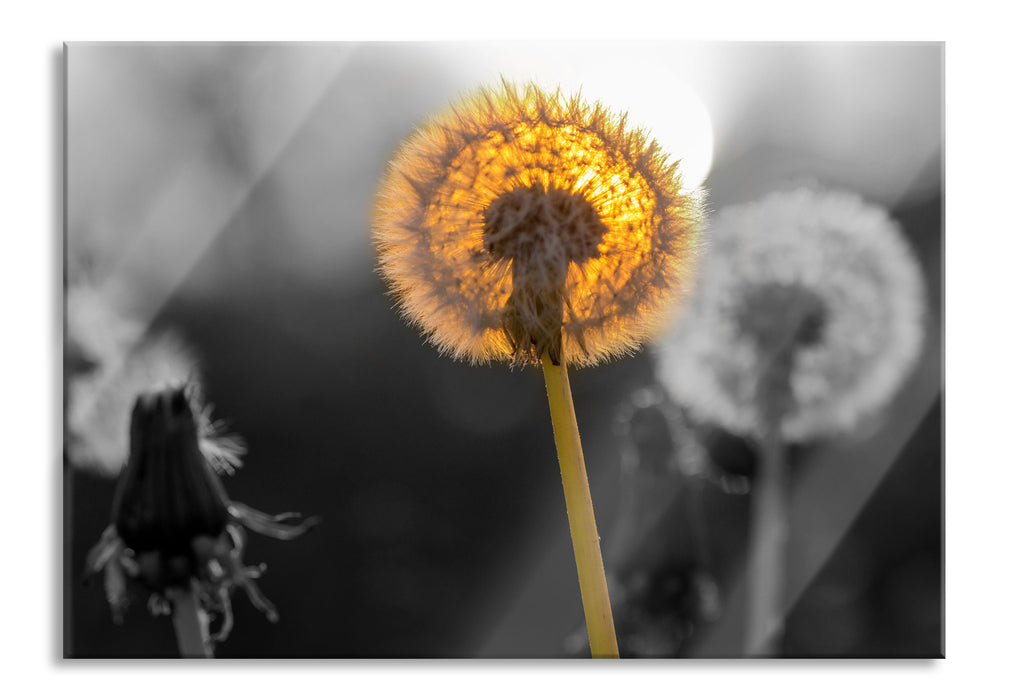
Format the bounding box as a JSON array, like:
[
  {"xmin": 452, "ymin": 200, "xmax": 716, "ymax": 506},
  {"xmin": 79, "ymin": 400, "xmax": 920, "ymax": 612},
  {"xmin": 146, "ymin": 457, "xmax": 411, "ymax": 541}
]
[
  {"xmin": 542, "ymin": 349, "xmax": 619, "ymax": 659},
  {"xmin": 169, "ymin": 583, "xmax": 213, "ymax": 658}
]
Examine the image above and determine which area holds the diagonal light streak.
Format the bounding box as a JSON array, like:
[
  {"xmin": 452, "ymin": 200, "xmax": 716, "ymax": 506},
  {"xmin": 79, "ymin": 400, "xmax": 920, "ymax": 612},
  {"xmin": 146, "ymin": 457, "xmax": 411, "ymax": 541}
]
[
  {"xmin": 67, "ymin": 46, "xmax": 360, "ymax": 474},
  {"xmin": 100, "ymin": 45, "xmax": 359, "ymax": 332}
]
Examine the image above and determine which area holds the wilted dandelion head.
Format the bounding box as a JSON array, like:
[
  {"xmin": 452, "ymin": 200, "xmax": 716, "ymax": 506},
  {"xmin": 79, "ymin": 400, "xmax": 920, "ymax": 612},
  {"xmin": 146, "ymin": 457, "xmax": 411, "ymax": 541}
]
[
  {"xmin": 86, "ymin": 385, "xmax": 317, "ymax": 641},
  {"xmin": 657, "ymin": 186, "xmax": 927, "ymax": 441},
  {"xmin": 373, "ymin": 81, "xmax": 705, "ymax": 367}
]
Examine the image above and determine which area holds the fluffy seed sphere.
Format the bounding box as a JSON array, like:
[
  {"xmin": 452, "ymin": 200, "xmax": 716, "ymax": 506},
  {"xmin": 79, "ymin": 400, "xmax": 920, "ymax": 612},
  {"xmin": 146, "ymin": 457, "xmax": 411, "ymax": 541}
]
[
  {"xmin": 373, "ymin": 81, "xmax": 705, "ymax": 367},
  {"xmin": 656, "ymin": 186, "xmax": 927, "ymax": 441},
  {"xmin": 65, "ymin": 283, "xmax": 244, "ymax": 476}
]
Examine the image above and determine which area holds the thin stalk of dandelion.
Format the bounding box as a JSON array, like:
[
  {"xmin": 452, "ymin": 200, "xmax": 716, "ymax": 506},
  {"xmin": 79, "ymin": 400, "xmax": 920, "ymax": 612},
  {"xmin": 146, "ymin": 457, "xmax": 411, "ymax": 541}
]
[
  {"xmin": 542, "ymin": 346, "xmax": 619, "ymax": 658},
  {"xmin": 168, "ymin": 584, "xmax": 213, "ymax": 658},
  {"xmin": 741, "ymin": 292, "xmax": 818, "ymax": 657},
  {"xmin": 744, "ymin": 421, "xmax": 787, "ymax": 656}
]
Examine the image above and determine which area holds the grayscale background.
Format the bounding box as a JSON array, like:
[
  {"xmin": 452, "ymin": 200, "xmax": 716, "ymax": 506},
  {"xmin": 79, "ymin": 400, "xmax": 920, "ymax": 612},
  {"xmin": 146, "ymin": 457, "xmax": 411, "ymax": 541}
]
[{"xmin": 64, "ymin": 41, "xmax": 942, "ymax": 658}]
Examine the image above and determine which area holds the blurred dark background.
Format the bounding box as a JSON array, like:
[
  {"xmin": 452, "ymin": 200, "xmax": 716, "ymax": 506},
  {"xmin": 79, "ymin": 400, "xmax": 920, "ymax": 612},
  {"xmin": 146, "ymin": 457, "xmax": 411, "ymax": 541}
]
[{"xmin": 65, "ymin": 42, "xmax": 942, "ymax": 658}]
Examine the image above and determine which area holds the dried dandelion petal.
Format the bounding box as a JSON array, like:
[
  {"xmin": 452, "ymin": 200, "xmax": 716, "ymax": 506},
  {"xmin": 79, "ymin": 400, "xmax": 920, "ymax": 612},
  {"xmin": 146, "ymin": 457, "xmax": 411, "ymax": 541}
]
[
  {"xmin": 374, "ymin": 82, "xmax": 704, "ymax": 367},
  {"xmin": 657, "ymin": 186, "xmax": 927, "ymax": 441}
]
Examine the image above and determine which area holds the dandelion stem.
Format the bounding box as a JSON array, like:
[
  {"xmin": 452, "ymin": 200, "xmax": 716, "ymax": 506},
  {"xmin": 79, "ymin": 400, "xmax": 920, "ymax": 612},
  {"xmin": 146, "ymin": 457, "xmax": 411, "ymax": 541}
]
[
  {"xmin": 744, "ymin": 424, "xmax": 788, "ymax": 657},
  {"xmin": 169, "ymin": 583, "xmax": 213, "ymax": 658},
  {"xmin": 542, "ymin": 348, "xmax": 619, "ymax": 659}
]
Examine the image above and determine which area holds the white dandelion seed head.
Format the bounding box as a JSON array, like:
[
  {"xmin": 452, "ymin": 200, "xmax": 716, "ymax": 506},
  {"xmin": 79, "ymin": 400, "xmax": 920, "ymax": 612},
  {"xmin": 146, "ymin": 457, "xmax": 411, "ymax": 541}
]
[
  {"xmin": 656, "ymin": 186, "xmax": 927, "ymax": 442},
  {"xmin": 65, "ymin": 283, "xmax": 244, "ymax": 476}
]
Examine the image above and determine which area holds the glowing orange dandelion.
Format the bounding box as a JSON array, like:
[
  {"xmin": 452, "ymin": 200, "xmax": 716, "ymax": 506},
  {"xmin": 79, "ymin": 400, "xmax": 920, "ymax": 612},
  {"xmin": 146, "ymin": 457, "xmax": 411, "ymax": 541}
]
[
  {"xmin": 373, "ymin": 81, "xmax": 705, "ymax": 659},
  {"xmin": 373, "ymin": 81, "xmax": 704, "ymax": 367}
]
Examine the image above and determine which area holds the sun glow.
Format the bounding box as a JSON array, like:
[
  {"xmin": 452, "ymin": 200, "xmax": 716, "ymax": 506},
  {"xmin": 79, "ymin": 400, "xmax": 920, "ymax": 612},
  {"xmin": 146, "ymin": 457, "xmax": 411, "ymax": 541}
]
[{"xmin": 430, "ymin": 43, "xmax": 716, "ymax": 193}]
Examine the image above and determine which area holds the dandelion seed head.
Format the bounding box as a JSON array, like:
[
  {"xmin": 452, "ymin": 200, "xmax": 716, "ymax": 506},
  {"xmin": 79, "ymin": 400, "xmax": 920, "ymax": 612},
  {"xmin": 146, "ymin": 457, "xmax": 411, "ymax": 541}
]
[
  {"xmin": 657, "ymin": 186, "xmax": 926, "ymax": 441},
  {"xmin": 66, "ymin": 283, "xmax": 244, "ymax": 476},
  {"xmin": 374, "ymin": 81, "xmax": 705, "ymax": 367}
]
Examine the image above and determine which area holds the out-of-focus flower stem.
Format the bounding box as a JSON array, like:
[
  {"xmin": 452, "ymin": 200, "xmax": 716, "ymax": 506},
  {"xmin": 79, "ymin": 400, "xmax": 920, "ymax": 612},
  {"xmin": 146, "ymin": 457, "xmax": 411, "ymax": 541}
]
[
  {"xmin": 542, "ymin": 347, "xmax": 619, "ymax": 659},
  {"xmin": 169, "ymin": 584, "xmax": 213, "ymax": 658},
  {"xmin": 744, "ymin": 425, "xmax": 788, "ymax": 657}
]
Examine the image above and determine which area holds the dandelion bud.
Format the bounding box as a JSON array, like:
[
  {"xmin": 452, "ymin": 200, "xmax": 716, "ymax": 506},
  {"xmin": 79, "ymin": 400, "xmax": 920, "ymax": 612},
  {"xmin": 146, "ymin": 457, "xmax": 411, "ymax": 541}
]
[
  {"xmin": 85, "ymin": 385, "xmax": 318, "ymax": 645},
  {"xmin": 112, "ymin": 387, "xmax": 232, "ymax": 580}
]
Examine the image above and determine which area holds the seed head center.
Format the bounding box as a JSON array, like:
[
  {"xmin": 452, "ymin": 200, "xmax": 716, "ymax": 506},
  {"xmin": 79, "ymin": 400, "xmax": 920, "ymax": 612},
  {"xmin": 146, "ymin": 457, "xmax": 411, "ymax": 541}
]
[
  {"xmin": 734, "ymin": 282, "xmax": 828, "ymax": 424},
  {"xmin": 735, "ymin": 283, "xmax": 827, "ymax": 352},
  {"xmin": 481, "ymin": 184, "xmax": 608, "ymax": 365},
  {"xmin": 483, "ymin": 184, "xmax": 607, "ymax": 268}
]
